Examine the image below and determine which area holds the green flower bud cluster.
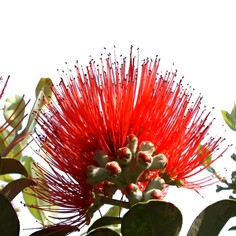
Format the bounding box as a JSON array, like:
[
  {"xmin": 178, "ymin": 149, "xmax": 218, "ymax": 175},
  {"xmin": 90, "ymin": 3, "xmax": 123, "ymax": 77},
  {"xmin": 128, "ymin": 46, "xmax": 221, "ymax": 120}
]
[{"xmin": 86, "ymin": 135, "xmax": 168, "ymax": 207}]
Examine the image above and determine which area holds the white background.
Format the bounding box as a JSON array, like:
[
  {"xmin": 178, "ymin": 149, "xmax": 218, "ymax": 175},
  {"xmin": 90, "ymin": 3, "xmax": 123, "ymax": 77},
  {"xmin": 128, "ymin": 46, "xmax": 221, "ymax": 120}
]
[{"xmin": 1, "ymin": 0, "xmax": 236, "ymax": 235}]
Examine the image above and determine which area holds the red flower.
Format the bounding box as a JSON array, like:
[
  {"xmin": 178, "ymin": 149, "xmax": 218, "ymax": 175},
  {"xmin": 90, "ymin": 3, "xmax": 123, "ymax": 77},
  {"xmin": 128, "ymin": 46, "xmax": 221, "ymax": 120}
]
[{"xmin": 31, "ymin": 48, "xmax": 225, "ymax": 228}]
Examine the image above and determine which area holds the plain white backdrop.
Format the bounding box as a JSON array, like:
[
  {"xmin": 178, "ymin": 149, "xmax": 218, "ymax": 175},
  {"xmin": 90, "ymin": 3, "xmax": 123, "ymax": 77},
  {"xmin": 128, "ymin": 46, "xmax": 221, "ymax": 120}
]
[{"xmin": 1, "ymin": 0, "xmax": 236, "ymax": 235}]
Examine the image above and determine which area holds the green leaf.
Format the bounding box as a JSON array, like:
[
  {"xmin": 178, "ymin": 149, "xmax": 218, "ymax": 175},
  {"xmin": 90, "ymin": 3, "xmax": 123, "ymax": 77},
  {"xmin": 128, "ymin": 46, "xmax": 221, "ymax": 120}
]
[
  {"xmin": 8, "ymin": 141, "xmax": 24, "ymax": 160},
  {"xmin": 0, "ymin": 158, "xmax": 28, "ymax": 176},
  {"xmin": 0, "ymin": 193, "xmax": 19, "ymax": 236},
  {"xmin": 221, "ymin": 110, "xmax": 236, "ymax": 131},
  {"xmin": 0, "ymin": 174, "xmax": 14, "ymax": 183},
  {"xmin": 231, "ymin": 103, "xmax": 236, "ymax": 120},
  {"xmin": 187, "ymin": 199, "xmax": 236, "ymax": 236},
  {"xmin": 0, "ymin": 129, "xmax": 9, "ymax": 151},
  {"xmin": 22, "ymin": 78, "xmax": 52, "ymax": 136},
  {"xmin": 30, "ymin": 225, "xmax": 77, "ymax": 236},
  {"xmin": 87, "ymin": 228, "xmax": 120, "ymax": 236},
  {"xmin": 229, "ymin": 226, "xmax": 236, "ymax": 231},
  {"xmin": 22, "ymin": 187, "xmax": 46, "ymax": 224},
  {"xmin": 1, "ymin": 177, "xmax": 35, "ymax": 201},
  {"xmin": 22, "ymin": 156, "xmax": 47, "ymax": 224},
  {"xmin": 35, "ymin": 77, "xmax": 52, "ymax": 100},
  {"xmin": 198, "ymin": 145, "xmax": 212, "ymax": 166},
  {"xmin": 231, "ymin": 153, "xmax": 236, "ymax": 161},
  {"xmin": 0, "ymin": 129, "xmax": 23, "ymax": 160},
  {"xmin": 88, "ymin": 217, "xmax": 122, "ymax": 233},
  {"xmin": 121, "ymin": 200, "xmax": 182, "ymax": 236},
  {"xmin": 104, "ymin": 206, "xmax": 122, "ymax": 217},
  {"xmin": 4, "ymin": 95, "xmax": 26, "ymax": 131}
]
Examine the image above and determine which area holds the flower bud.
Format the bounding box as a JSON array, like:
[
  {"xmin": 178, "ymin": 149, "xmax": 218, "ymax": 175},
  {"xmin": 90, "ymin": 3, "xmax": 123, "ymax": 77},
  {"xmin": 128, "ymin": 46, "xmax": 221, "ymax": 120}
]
[
  {"xmin": 125, "ymin": 183, "xmax": 143, "ymax": 205},
  {"xmin": 139, "ymin": 141, "xmax": 155, "ymax": 155},
  {"xmin": 105, "ymin": 161, "xmax": 122, "ymax": 178},
  {"xmin": 117, "ymin": 147, "xmax": 132, "ymax": 165},
  {"xmin": 86, "ymin": 165, "xmax": 108, "ymax": 184},
  {"xmin": 94, "ymin": 150, "xmax": 109, "ymax": 167},
  {"xmin": 137, "ymin": 151, "xmax": 152, "ymax": 169},
  {"xmin": 143, "ymin": 189, "xmax": 163, "ymax": 201},
  {"xmin": 127, "ymin": 134, "xmax": 138, "ymax": 155},
  {"xmin": 145, "ymin": 177, "xmax": 165, "ymax": 192},
  {"xmin": 149, "ymin": 153, "xmax": 167, "ymax": 170}
]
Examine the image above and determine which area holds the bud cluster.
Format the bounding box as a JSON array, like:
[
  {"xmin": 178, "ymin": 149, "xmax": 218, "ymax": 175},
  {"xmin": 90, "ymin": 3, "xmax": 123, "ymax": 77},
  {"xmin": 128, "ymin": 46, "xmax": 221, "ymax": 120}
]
[{"xmin": 86, "ymin": 135, "xmax": 168, "ymax": 207}]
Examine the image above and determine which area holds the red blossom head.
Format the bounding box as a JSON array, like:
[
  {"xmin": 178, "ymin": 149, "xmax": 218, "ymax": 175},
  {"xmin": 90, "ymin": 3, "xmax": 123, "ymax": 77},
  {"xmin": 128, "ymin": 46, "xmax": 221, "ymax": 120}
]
[{"xmin": 31, "ymin": 47, "xmax": 226, "ymax": 228}]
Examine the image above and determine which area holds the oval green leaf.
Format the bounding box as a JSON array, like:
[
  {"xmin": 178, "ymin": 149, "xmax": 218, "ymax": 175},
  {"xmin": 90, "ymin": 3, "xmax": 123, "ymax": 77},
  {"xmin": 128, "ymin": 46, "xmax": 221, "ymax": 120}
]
[
  {"xmin": 121, "ymin": 200, "xmax": 182, "ymax": 236},
  {"xmin": 30, "ymin": 225, "xmax": 77, "ymax": 236},
  {"xmin": 88, "ymin": 217, "xmax": 122, "ymax": 233},
  {"xmin": 231, "ymin": 103, "xmax": 236, "ymax": 120},
  {"xmin": 221, "ymin": 110, "xmax": 236, "ymax": 131},
  {"xmin": 35, "ymin": 77, "xmax": 52, "ymax": 100},
  {"xmin": 87, "ymin": 228, "xmax": 120, "ymax": 236},
  {"xmin": 187, "ymin": 199, "xmax": 236, "ymax": 236},
  {"xmin": 22, "ymin": 78, "xmax": 52, "ymax": 136},
  {"xmin": 0, "ymin": 193, "xmax": 19, "ymax": 236},
  {"xmin": 22, "ymin": 156, "xmax": 48, "ymax": 224},
  {"xmin": 1, "ymin": 178, "xmax": 35, "ymax": 202},
  {"xmin": 0, "ymin": 158, "xmax": 28, "ymax": 176},
  {"xmin": 229, "ymin": 226, "xmax": 236, "ymax": 231}
]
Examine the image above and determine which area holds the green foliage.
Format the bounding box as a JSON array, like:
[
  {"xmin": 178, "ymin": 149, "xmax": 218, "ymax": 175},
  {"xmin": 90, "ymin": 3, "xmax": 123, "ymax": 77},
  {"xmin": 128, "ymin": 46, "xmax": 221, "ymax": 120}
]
[
  {"xmin": 0, "ymin": 178, "xmax": 35, "ymax": 202},
  {"xmin": 0, "ymin": 158, "xmax": 28, "ymax": 176},
  {"xmin": 198, "ymin": 144, "xmax": 212, "ymax": 166},
  {"xmin": 23, "ymin": 156, "xmax": 48, "ymax": 224},
  {"xmin": 187, "ymin": 199, "xmax": 236, "ymax": 235},
  {"xmin": 231, "ymin": 153, "xmax": 236, "ymax": 161},
  {"xmin": 35, "ymin": 77, "xmax": 52, "ymax": 100},
  {"xmin": 87, "ymin": 217, "xmax": 122, "ymax": 234},
  {"xmin": 121, "ymin": 200, "xmax": 182, "ymax": 236},
  {"xmin": 3, "ymin": 95, "xmax": 26, "ymax": 131},
  {"xmin": 29, "ymin": 225, "xmax": 78, "ymax": 236},
  {"xmin": 216, "ymin": 104, "xmax": 236, "ymax": 200},
  {"xmin": 221, "ymin": 104, "xmax": 236, "ymax": 131},
  {"xmin": 0, "ymin": 173, "xmax": 14, "ymax": 183},
  {"xmin": 0, "ymin": 193, "xmax": 19, "ymax": 236},
  {"xmin": 87, "ymin": 228, "xmax": 120, "ymax": 236},
  {"xmin": 22, "ymin": 77, "xmax": 52, "ymax": 136},
  {"xmin": 0, "ymin": 123, "xmax": 24, "ymax": 160},
  {"xmin": 0, "ymin": 77, "xmax": 53, "ymax": 234},
  {"xmin": 229, "ymin": 226, "xmax": 236, "ymax": 231},
  {"xmin": 85, "ymin": 200, "xmax": 236, "ymax": 236},
  {"xmin": 104, "ymin": 206, "xmax": 122, "ymax": 217}
]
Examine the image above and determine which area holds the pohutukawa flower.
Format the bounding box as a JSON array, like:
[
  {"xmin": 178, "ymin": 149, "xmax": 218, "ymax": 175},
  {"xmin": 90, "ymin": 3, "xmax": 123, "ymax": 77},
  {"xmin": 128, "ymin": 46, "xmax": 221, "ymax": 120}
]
[{"xmin": 30, "ymin": 47, "xmax": 226, "ymax": 228}]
